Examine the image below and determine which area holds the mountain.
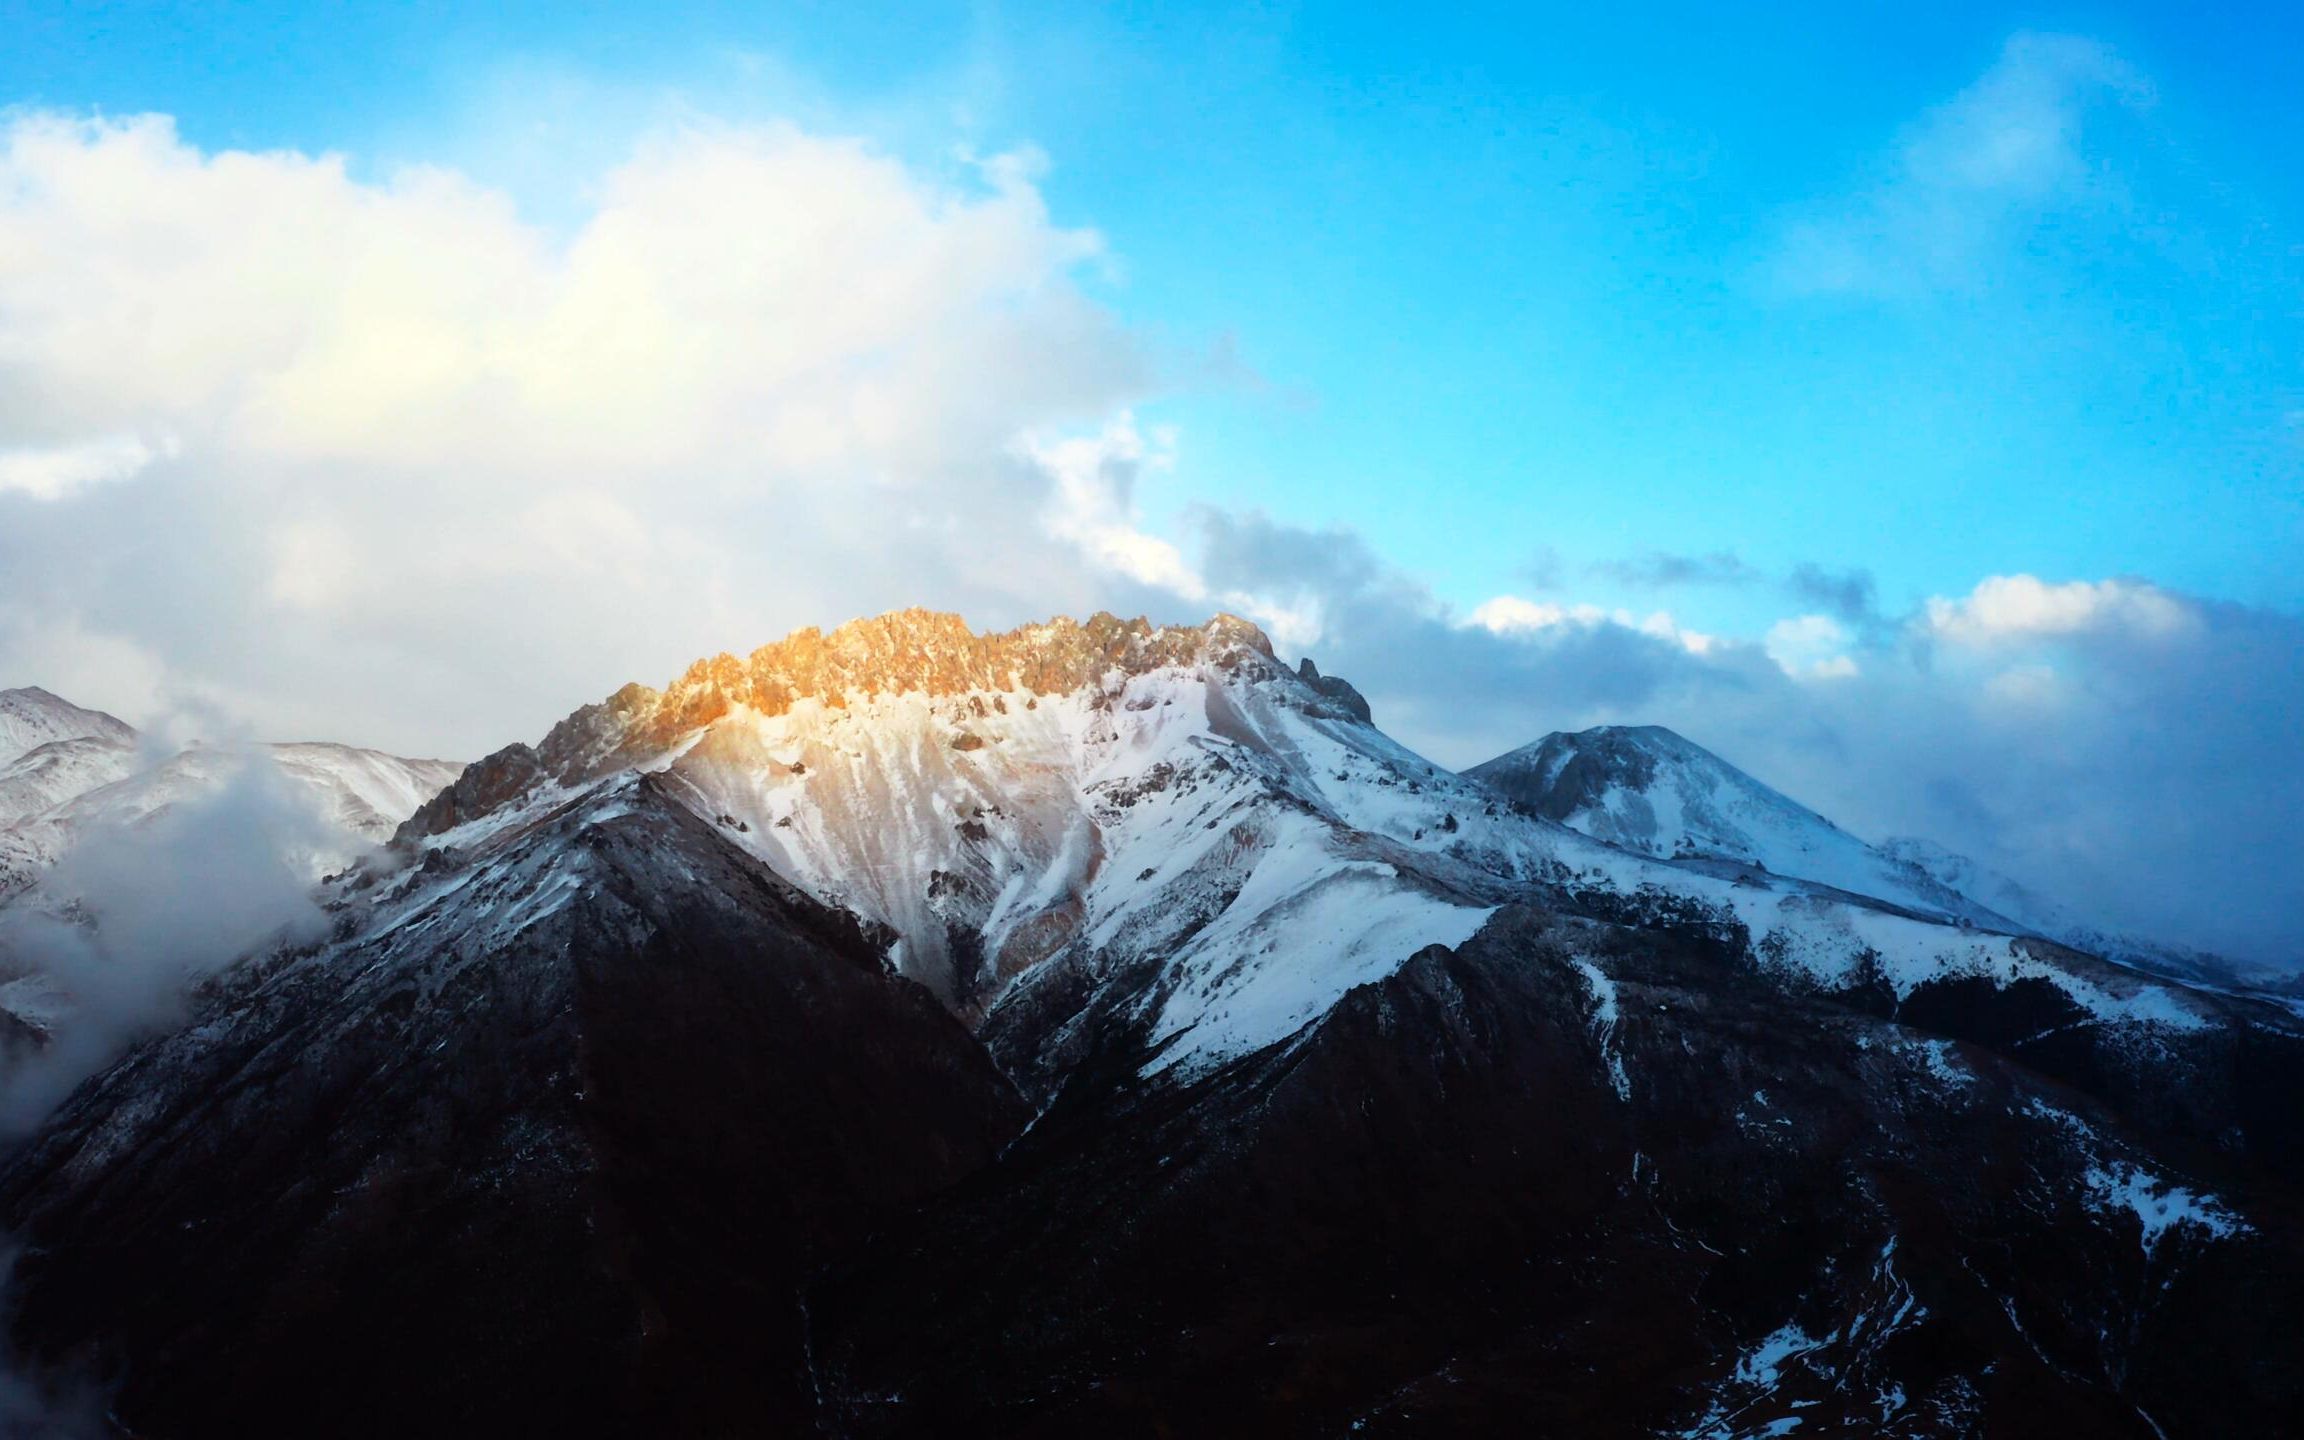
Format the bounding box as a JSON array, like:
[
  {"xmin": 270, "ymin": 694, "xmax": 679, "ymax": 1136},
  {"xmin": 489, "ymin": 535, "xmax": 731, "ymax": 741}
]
[
  {"xmin": 0, "ymin": 696, "xmax": 463, "ymax": 1051},
  {"xmin": 1465, "ymin": 724, "xmax": 2275, "ymax": 993},
  {"xmin": 1463, "ymin": 724, "xmax": 2013, "ymax": 929},
  {"xmin": 3, "ymin": 612, "xmax": 2299, "ymax": 1437},
  {"xmin": 0, "ymin": 687, "xmax": 138, "ymax": 828},
  {"xmin": 0, "ymin": 688, "xmax": 134, "ymax": 774},
  {"xmin": 0, "ymin": 715, "xmax": 463, "ymax": 905},
  {"xmin": 19, "ymin": 739, "xmax": 465, "ymax": 874}
]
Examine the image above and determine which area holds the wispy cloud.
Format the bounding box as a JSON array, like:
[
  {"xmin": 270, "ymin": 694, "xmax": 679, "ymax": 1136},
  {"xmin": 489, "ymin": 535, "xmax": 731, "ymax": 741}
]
[
  {"xmin": 0, "ymin": 433, "xmax": 175, "ymax": 500},
  {"xmin": 1785, "ymin": 563, "xmax": 1879, "ymax": 626},
  {"xmin": 0, "ymin": 750, "xmax": 332, "ymax": 1136},
  {"xmin": 1765, "ymin": 32, "xmax": 2151, "ymax": 298},
  {"xmin": 1591, "ymin": 550, "xmax": 1762, "ymax": 589}
]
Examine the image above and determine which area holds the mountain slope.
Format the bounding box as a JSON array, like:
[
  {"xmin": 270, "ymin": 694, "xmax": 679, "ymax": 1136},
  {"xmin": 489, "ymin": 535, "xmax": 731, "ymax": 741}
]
[
  {"xmin": 40, "ymin": 740, "xmax": 464, "ymax": 864},
  {"xmin": 0, "ymin": 773, "xmax": 1026, "ymax": 1438},
  {"xmin": 820, "ymin": 906, "xmax": 2304, "ymax": 1437},
  {"xmin": 0, "ymin": 688, "xmax": 133, "ymax": 772}
]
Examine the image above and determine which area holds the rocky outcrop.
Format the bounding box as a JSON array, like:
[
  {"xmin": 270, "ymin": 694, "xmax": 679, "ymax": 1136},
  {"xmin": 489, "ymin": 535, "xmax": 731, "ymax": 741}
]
[
  {"xmin": 398, "ymin": 610, "xmax": 1312, "ymax": 842},
  {"xmin": 394, "ymin": 740, "xmax": 543, "ymax": 840},
  {"xmin": 1295, "ymin": 655, "xmax": 1373, "ymax": 724}
]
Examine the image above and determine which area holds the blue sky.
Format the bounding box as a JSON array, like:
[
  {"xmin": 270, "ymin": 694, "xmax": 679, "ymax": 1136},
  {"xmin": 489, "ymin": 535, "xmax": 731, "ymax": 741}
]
[
  {"xmin": 2, "ymin": 3, "xmax": 2300, "ymax": 960},
  {"xmin": 8, "ymin": 0, "xmax": 2299, "ymax": 634}
]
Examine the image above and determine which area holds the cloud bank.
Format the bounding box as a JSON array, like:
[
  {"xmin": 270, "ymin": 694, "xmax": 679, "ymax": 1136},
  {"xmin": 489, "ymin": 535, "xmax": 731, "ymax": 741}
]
[{"xmin": 0, "ymin": 111, "xmax": 1160, "ymax": 753}]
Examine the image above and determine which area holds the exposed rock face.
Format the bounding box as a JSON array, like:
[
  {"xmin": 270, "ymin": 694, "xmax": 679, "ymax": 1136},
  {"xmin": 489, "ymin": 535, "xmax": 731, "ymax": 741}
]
[
  {"xmin": 397, "ymin": 739, "xmax": 544, "ymax": 837},
  {"xmin": 399, "ymin": 609, "xmax": 1294, "ymax": 844},
  {"xmin": 1296, "ymin": 656, "xmax": 1373, "ymax": 724}
]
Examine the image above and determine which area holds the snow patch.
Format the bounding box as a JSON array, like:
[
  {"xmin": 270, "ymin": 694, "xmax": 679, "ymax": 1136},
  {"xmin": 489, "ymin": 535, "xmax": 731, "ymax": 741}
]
[
  {"xmin": 2083, "ymin": 1162, "xmax": 2248, "ymax": 1257},
  {"xmin": 1569, "ymin": 955, "xmax": 1631, "ymax": 1099}
]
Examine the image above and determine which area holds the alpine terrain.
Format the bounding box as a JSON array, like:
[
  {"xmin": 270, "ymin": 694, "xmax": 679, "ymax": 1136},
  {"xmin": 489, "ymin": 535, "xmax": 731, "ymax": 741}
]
[
  {"xmin": 0, "ymin": 613, "xmax": 2297, "ymax": 1437},
  {"xmin": 0, "ymin": 688, "xmax": 463, "ymax": 1047}
]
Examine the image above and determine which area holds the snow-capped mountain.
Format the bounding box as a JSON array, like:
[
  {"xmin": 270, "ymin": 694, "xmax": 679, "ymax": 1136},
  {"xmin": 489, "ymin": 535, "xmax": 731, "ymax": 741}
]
[
  {"xmin": 0, "ymin": 697, "xmax": 463, "ymax": 904},
  {"xmin": 0, "ymin": 687, "xmax": 133, "ymax": 770},
  {"xmin": 399, "ymin": 610, "xmax": 1510, "ymax": 1050},
  {"xmin": 0, "ymin": 687, "xmax": 138, "ymax": 827},
  {"xmin": 1465, "ymin": 724, "xmax": 2023, "ymax": 928},
  {"xmin": 31, "ymin": 739, "xmax": 465, "ymax": 867},
  {"xmin": 3, "ymin": 612, "xmax": 2298, "ymax": 1437},
  {"xmin": 1464, "ymin": 724, "xmax": 2275, "ymax": 994},
  {"xmin": 392, "ymin": 612, "xmax": 2199, "ymax": 1071}
]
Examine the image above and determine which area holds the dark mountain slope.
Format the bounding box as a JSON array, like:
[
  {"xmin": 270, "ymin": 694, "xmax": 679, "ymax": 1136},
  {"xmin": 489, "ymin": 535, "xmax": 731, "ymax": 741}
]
[
  {"xmin": 814, "ymin": 907, "xmax": 2304, "ymax": 1437},
  {"xmin": 0, "ymin": 774, "xmax": 1026, "ymax": 1439}
]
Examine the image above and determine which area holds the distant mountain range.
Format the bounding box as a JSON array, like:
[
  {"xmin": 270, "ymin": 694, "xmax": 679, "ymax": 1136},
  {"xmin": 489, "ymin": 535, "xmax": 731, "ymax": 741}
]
[
  {"xmin": 0, "ymin": 684, "xmax": 460, "ymax": 907},
  {"xmin": 0, "ymin": 613, "xmax": 2297, "ymax": 1437}
]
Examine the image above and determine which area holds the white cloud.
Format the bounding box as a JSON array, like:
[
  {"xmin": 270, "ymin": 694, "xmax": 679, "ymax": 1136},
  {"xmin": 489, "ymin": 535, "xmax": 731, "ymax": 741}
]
[
  {"xmin": 1768, "ymin": 32, "xmax": 2149, "ymax": 297},
  {"xmin": 0, "ymin": 433, "xmax": 174, "ymax": 499},
  {"xmin": 1470, "ymin": 595, "xmax": 1716, "ymax": 656},
  {"xmin": 1467, "ymin": 595, "xmax": 1596, "ymax": 635},
  {"xmin": 1765, "ymin": 613, "xmax": 1859, "ymax": 677},
  {"xmin": 1027, "ymin": 414, "xmax": 1206, "ymax": 599},
  {"xmin": 1923, "ymin": 574, "xmax": 2195, "ymax": 646},
  {"xmin": 0, "ymin": 111, "xmax": 1157, "ymax": 754}
]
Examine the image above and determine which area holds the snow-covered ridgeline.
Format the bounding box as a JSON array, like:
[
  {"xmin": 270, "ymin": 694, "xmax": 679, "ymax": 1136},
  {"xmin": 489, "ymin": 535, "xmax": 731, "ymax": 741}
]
[{"xmin": 399, "ymin": 613, "xmax": 2226, "ymax": 1078}]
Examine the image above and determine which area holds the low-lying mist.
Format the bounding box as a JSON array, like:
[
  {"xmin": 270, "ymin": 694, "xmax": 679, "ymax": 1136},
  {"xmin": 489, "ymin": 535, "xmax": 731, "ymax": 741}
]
[{"xmin": 0, "ymin": 748, "xmax": 336, "ymax": 1138}]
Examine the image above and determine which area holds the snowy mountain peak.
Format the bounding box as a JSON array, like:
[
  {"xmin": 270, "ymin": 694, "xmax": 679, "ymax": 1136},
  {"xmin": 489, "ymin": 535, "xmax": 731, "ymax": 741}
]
[
  {"xmin": 622, "ymin": 607, "xmax": 1285, "ymax": 736},
  {"xmin": 402, "ymin": 609, "xmax": 1358, "ymax": 846},
  {"xmin": 389, "ymin": 610, "xmax": 1496, "ymax": 1034},
  {"xmin": 0, "ymin": 685, "xmax": 135, "ymax": 770},
  {"xmin": 1465, "ymin": 723, "xmax": 2009, "ymax": 928},
  {"xmin": 0, "ymin": 687, "xmax": 140, "ymax": 834},
  {"xmin": 1466, "ymin": 724, "xmax": 1840, "ymax": 843}
]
